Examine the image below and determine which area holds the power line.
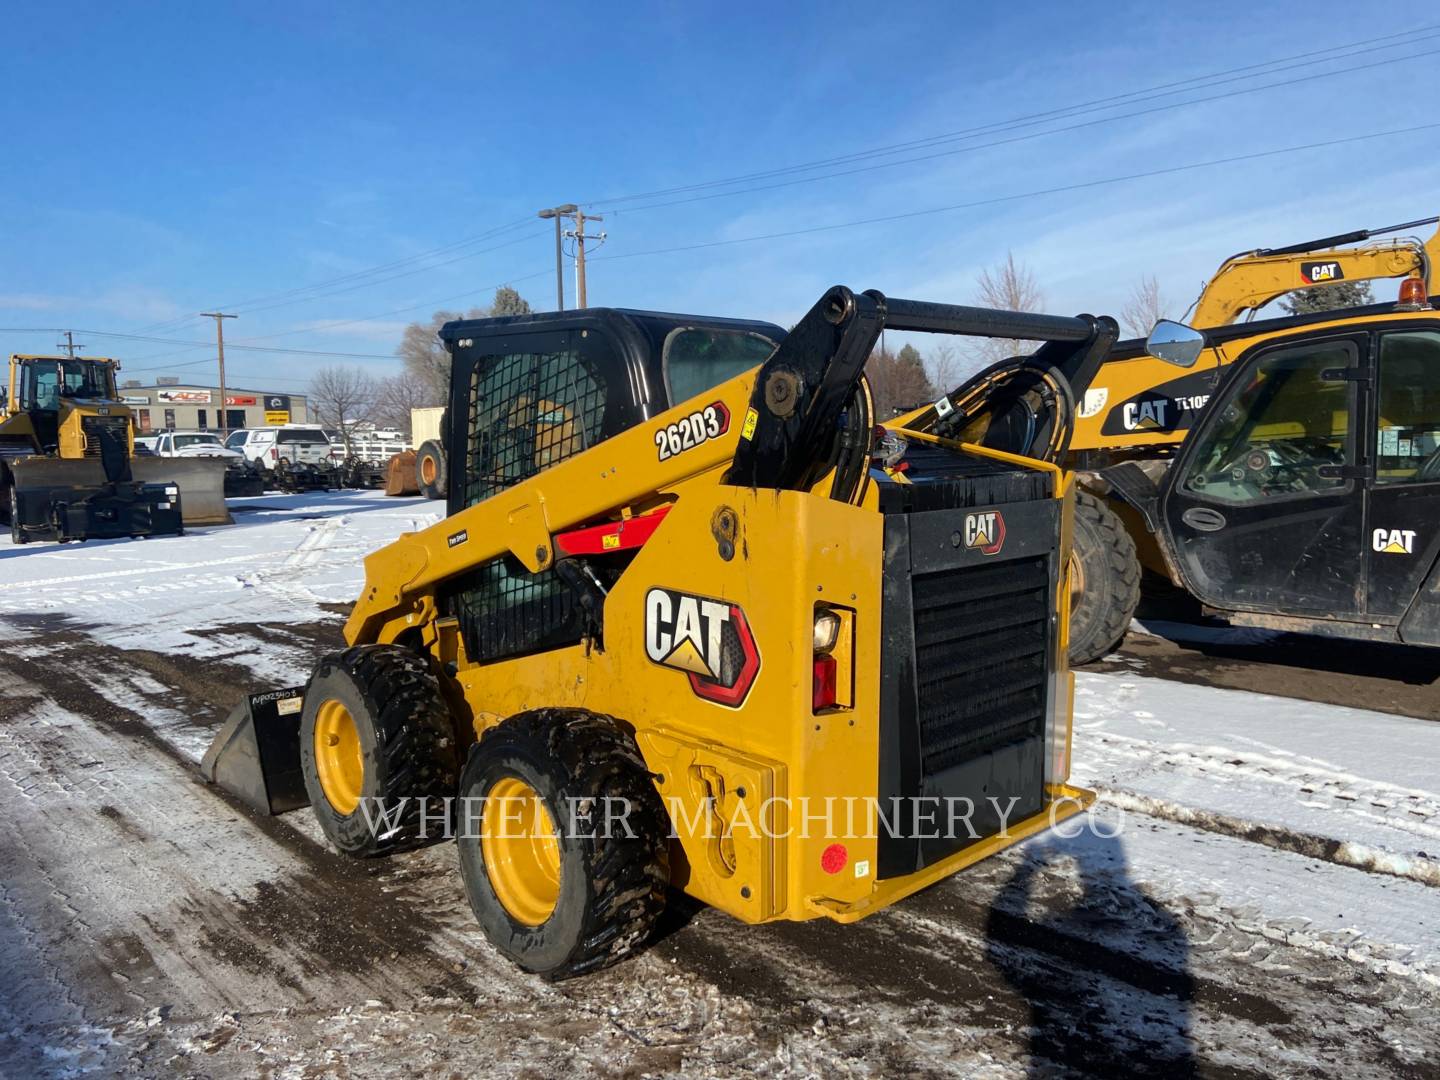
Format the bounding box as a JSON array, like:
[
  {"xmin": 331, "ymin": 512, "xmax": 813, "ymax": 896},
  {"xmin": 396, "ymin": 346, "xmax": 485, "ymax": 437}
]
[
  {"xmin": 0, "ymin": 327, "xmax": 401, "ymax": 360},
  {"xmin": 104, "ymin": 24, "xmax": 1440, "ymax": 341},
  {"xmin": 25, "ymin": 117, "xmax": 1436, "ymax": 380},
  {"xmin": 583, "ymin": 25, "xmax": 1440, "ymax": 209},
  {"xmin": 588, "ymin": 43, "xmax": 1440, "ymax": 216},
  {"xmin": 582, "ymin": 122, "xmax": 1440, "ymax": 264}
]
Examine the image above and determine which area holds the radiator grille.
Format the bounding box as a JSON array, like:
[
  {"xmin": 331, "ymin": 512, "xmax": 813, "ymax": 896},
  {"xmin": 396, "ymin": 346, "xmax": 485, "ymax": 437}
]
[
  {"xmin": 911, "ymin": 555, "xmax": 1050, "ymax": 779},
  {"xmin": 81, "ymin": 415, "xmax": 130, "ymax": 457}
]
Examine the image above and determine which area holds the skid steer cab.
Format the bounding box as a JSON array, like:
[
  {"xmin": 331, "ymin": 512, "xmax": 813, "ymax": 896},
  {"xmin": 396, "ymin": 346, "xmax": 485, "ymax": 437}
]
[{"xmin": 207, "ymin": 287, "xmax": 1121, "ymax": 978}]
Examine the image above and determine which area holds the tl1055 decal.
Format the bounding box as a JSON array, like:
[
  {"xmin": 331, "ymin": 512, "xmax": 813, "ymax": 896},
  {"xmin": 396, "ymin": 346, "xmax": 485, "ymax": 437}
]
[
  {"xmin": 644, "ymin": 587, "xmax": 759, "ymax": 706},
  {"xmin": 655, "ymin": 401, "xmax": 731, "ymax": 461}
]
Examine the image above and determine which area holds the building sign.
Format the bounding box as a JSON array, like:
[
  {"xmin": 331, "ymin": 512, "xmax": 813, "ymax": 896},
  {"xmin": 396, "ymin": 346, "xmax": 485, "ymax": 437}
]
[
  {"xmin": 226, "ymin": 394, "xmax": 257, "ymax": 406},
  {"xmin": 265, "ymin": 410, "xmax": 291, "ymax": 425},
  {"xmin": 264, "ymin": 395, "xmax": 292, "ymax": 425},
  {"xmin": 157, "ymin": 389, "xmax": 212, "ymax": 404},
  {"xmin": 122, "ymin": 395, "xmax": 151, "ymax": 405}
]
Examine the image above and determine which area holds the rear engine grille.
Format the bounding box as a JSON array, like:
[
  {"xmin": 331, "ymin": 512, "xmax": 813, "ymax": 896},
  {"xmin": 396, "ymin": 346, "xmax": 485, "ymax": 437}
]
[
  {"xmin": 81, "ymin": 416, "xmax": 130, "ymax": 457},
  {"xmin": 911, "ymin": 555, "xmax": 1050, "ymax": 779}
]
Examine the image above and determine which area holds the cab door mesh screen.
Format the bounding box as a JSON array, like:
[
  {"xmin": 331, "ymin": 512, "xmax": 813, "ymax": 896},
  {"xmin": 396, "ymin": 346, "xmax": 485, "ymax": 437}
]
[{"xmin": 463, "ymin": 348, "xmax": 607, "ymax": 507}]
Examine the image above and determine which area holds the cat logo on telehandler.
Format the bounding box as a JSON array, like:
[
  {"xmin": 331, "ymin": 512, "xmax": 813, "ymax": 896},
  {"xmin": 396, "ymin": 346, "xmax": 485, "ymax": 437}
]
[{"xmin": 1122, "ymin": 398, "xmax": 1168, "ymax": 431}]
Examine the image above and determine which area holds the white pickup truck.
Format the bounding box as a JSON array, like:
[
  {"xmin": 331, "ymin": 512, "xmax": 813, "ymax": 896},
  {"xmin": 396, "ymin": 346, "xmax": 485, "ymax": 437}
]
[
  {"xmin": 152, "ymin": 431, "xmax": 245, "ymax": 461},
  {"xmin": 226, "ymin": 425, "xmax": 339, "ymax": 470}
]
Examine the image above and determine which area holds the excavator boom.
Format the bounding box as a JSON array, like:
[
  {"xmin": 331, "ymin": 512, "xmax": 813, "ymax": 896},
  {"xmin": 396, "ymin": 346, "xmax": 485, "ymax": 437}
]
[{"xmin": 1191, "ymin": 214, "xmax": 1439, "ymax": 326}]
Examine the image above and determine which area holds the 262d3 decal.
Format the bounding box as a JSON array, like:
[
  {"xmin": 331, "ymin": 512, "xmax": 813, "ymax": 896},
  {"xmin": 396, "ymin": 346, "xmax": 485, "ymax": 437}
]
[
  {"xmin": 644, "ymin": 587, "xmax": 759, "ymax": 706},
  {"xmin": 654, "ymin": 401, "xmax": 730, "ymax": 461}
]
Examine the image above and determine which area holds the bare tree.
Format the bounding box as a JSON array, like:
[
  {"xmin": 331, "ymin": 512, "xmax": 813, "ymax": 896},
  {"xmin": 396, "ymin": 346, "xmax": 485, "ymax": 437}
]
[
  {"xmin": 309, "ymin": 366, "xmax": 376, "ymax": 454},
  {"xmin": 396, "ymin": 287, "xmax": 534, "ymax": 402},
  {"xmin": 1121, "ymin": 275, "xmax": 1171, "ymax": 337},
  {"xmin": 398, "ymin": 309, "xmax": 478, "ymax": 404},
  {"xmin": 927, "ymin": 340, "xmax": 968, "ymax": 394},
  {"xmin": 371, "ymin": 374, "xmax": 432, "ymax": 435},
  {"xmin": 973, "ymin": 252, "xmax": 1045, "ymax": 366}
]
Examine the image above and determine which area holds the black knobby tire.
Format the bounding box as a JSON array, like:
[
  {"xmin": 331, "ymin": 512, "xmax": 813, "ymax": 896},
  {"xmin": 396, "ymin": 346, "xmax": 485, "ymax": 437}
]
[
  {"xmin": 9, "ymin": 483, "xmax": 28, "ymax": 545},
  {"xmin": 300, "ymin": 645, "xmax": 459, "ymax": 857},
  {"xmin": 457, "ymin": 709, "xmax": 670, "ymax": 979},
  {"xmin": 1067, "ymin": 490, "xmax": 1141, "ymax": 666},
  {"xmin": 415, "ymin": 440, "xmax": 446, "ymax": 501}
]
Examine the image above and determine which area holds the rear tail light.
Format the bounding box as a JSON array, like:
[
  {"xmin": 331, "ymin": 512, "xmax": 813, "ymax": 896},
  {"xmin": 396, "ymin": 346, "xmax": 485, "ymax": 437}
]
[
  {"xmin": 269, "ymin": 447, "xmax": 278, "ymax": 461},
  {"xmin": 811, "ymin": 605, "xmax": 848, "ymax": 712},
  {"xmin": 812, "ymin": 656, "xmax": 838, "ymax": 711},
  {"xmin": 1398, "ymin": 276, "xmax": 1431, "ymax": 312}
]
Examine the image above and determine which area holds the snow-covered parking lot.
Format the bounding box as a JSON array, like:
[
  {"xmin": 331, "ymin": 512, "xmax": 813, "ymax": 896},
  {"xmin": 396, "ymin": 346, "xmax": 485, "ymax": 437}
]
[{"xmin": 1, "ymin": 490, "xmax": 1436, "ymax": 1077}]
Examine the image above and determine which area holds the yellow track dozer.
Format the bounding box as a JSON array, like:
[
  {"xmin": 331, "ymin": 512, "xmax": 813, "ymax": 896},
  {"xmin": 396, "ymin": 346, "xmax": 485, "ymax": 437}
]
[
  {"xmin": 0, "ymin": 354, "xmax": 230, "ymax": 543},
  {"xmin": 204, "ymin": 286, "xmax": 1171, "ymax": 978}
]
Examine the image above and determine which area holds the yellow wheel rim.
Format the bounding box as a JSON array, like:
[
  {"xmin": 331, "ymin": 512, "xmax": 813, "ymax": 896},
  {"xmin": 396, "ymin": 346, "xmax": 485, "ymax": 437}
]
[
  {"xmin": 481, "ymin": 776, "xmax": 561, "ymax": 926},
  {"xmin": 313, "ymin": 699, "xmax": 364, "ymax": 814}
]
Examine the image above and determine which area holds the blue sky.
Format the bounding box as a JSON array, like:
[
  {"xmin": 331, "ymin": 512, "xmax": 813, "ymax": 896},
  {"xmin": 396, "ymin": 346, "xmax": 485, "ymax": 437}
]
[{"xmin": 2, "ymin": 1, "xmax": 1436, "ymax": 392}]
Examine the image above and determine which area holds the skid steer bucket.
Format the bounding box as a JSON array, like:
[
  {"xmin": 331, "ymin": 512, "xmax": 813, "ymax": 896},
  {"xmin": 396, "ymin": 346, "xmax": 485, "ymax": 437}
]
[
  {"xmin": 201, "ymin": 686, "xmax": 310, "ymax": 814},
  {"xmin": 130, "ymin": 456, "xmax": 233, "ymax": 526}
]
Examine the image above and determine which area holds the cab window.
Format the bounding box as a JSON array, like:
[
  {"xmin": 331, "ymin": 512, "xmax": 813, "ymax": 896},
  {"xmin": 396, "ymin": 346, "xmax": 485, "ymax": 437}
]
[
  {"xmin": 1182, "ymin": 339, "xmax": 1353, "ymax": 504},
  {"xmin": 663, "ymin": 328, "xmax": 777, "ymax": 407},
  {"xmin": 1375, "ymin": 331, "xmax": 1440, "ymax": 484}
]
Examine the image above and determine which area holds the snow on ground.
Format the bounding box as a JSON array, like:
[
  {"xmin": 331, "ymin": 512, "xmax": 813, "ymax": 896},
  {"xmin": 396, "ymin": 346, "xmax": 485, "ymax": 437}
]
[
  {"xmin": 1, "ymin": 490, "xmax": 1438, "ymax": 1076},
  {"xmin": 0, "ymin": 492, "xmax": 438, "ymax": 686}
]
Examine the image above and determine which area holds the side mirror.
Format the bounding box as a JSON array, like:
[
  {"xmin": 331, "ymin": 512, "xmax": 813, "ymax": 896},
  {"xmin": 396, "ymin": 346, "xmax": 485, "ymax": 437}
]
[{"xmin": 1146, "ymin": 319, "xmax": 1205, "ymax": 368}]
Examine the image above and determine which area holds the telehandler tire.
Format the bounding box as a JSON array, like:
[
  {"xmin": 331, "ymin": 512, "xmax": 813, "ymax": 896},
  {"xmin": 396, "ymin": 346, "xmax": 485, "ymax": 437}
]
[
  {"xmin": 1066, "ymin": 490, "xmax": 1141, "ymax": 666},
  {"xmin": 300, "ymin": 645, "xmax": 459, "ymax": 857},
  {"xmin": 456, "ymin": 709, "xmax": 669, "ymax": 980},
  {"xmin": 415, "ymin": 440, "xmax": 446, "ymax": 501}
]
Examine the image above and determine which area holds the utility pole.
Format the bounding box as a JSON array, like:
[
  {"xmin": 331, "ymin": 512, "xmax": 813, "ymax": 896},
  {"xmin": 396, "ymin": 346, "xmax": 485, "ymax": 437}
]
[
  {"xmin": 535, "ymin": 204, "xmax": 607, "ymax": 310},
  {"xmin": 56, "ymin": 331, "xmax": 84, "ymax": 358},
  {"xmin": 199, "ymin": 312, "xmax": 237, "ymax": 435},
  {"xmin": 566, "ymin": 209, "xmax": 605, "ymax": 309},
  {"xmin": 536, "ymin": 203, "xmax": 577, "ymax": 311}
]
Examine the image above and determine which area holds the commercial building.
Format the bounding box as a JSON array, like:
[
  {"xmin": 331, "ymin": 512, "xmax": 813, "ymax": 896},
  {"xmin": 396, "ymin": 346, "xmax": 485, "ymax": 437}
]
[{"xmin": 119, "ymin": 380, "xmax": 310, "ymax": 433}]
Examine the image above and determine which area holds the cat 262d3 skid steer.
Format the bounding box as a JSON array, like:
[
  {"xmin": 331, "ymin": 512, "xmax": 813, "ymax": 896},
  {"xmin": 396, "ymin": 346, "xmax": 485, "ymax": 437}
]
[{"xmin": 206, "ymin": 285, "xmax": 1181, "ymax": 978}]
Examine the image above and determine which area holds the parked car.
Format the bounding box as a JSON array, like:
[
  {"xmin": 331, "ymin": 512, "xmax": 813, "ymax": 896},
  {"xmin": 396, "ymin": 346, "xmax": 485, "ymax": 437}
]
[
  {"xmin": 227, "ymin": 425, "xmax": 341, "ymax": 470},
  {"xmin": 153, "ymin": 430, "xmax": 246, "ymax": 460},
  {"xmin": 226, "ymin": 425, "xmax": 344, "ymax": 492}
]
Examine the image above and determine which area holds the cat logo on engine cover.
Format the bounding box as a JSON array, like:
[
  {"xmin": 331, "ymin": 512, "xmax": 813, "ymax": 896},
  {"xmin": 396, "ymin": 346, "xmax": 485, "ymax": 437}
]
[
  {"xmin": 964, "ymin": 510, "xmax": 1006, "ymax": 555},
  {"xmin": 644, "ymin": 588, "xmax": 760, "ymax": 707}
]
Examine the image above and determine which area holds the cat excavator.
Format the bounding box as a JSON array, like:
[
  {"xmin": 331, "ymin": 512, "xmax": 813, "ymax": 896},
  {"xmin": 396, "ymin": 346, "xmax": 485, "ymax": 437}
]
[
  {"xmin": 1, "ymin": 354, "xmax": 230, "ymax": 543},
  {"xmin": 1059, "ymin": 215, "xmax": 1440, "ymax": 661}
]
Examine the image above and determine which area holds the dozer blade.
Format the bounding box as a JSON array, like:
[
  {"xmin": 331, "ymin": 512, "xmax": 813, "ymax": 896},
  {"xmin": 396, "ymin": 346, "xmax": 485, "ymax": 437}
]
[
  {"xmin": 9, "ymin": 456, "xmax": 184, "ymax": 542},
  {"xmin": 130, "ymin": 456, "xmax": 233, "ymax": 526},
  {"xmin": 201, "ymin": 687, "xmax": 310, "ymax": 815}
]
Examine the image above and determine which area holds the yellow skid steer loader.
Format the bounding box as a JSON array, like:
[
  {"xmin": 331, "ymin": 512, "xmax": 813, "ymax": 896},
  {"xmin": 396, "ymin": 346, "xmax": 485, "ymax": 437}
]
[{"xmin": 206, "ymin": 287, "xmax": 1162, "ymax": 978}]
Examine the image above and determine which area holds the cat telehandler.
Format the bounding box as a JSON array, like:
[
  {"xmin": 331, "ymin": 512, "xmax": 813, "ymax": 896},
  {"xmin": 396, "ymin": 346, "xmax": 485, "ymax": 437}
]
[
  {"xmin": 205, "ymin": 285, "xmax": 1204, "ymax": 977},
  {"xmin": 1059, "ymin": 215, "xmax": 1440, "ymax": 660}
]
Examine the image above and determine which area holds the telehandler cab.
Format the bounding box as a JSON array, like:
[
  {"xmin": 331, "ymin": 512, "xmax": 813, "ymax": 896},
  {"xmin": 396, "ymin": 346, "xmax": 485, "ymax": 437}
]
[
  {"xmin": 207, "ymin": 286, "xmax": 1165, "ymax": 978},
  {"xmin": 1059, "ymin": 215, "xmax": 1440, "ymax": 658}
]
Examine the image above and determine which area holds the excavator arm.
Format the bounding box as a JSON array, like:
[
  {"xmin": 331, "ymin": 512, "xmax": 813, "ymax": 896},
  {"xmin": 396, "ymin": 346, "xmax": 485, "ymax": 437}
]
[{"xmin": 1192, "ymin": 215, "xmax": 1439, "ymax": 327}]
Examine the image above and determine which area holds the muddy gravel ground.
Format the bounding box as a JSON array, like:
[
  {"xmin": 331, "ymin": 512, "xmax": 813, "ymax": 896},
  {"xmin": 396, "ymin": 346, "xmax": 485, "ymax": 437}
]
[
  {"xmin": 1087, "ymin": 619, "xmax": 1440, "ymax": 722},
  {"xmin": 2, "ymin": 614, "xmax": 1438, "ymax": 1078}
]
